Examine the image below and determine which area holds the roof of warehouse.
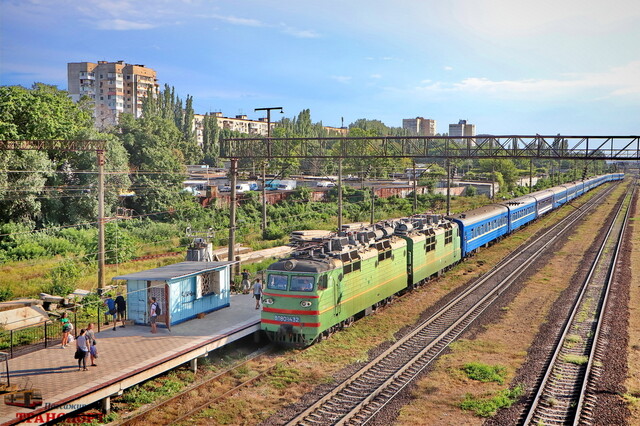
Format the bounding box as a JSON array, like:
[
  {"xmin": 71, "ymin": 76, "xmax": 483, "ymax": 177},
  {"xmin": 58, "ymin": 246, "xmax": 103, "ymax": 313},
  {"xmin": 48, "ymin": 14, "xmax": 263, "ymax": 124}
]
[{"xmin": 112, "ymin": 261, "xmax": 235, "ymax": 281}]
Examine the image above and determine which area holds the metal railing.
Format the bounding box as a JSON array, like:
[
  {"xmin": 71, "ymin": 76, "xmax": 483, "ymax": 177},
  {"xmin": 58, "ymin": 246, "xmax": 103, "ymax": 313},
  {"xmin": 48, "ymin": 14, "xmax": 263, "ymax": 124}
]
[{"xmin": 0, "ymin": 303, "xmax": 123, "ymax": 359}]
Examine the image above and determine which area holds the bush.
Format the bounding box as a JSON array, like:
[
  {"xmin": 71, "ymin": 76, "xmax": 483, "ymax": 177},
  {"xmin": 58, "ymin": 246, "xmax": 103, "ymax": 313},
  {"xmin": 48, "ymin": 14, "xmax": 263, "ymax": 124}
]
[
  {"xmin": 46, "ymin": 261, "xmax": 81, "ymax": 296},
  {"xmin": 8, "ymin": 242, "xmax": 46, "ymax": 260},
  {"xmin": 38, "ymin": 236, "xmax": 79, "ymax": 256},
  {"xmin": 460, "ymin": 385, "xmax": 524, "ymax": 417},
  {"xmin": 263, "ymin": 225, "xmax": 286, "ymax": 240},
  {"xmin": 0, "ymin": 287, "xmax": 13, "ymax": 302},
  {"xmin": 462, "ymin": 362, "xmax": 507, "ymax": 384},
  {"xmin": 59, "ymin": 228, "xmax": 95, "ymax": 251}
]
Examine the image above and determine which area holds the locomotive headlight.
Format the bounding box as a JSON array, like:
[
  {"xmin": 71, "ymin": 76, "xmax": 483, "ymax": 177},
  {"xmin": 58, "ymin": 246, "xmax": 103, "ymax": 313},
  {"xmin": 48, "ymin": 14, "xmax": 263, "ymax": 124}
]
[
  {"xmin": 300, "ymin": 300, "xmax": 312, "ymax": 308},
  {"xmin": 263, "ymin": 298, "xmax": 274, "ymax": 305}
]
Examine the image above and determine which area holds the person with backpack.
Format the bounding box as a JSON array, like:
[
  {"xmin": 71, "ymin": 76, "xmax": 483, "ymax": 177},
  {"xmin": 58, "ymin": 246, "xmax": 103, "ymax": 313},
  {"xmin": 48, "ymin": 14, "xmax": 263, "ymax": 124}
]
[
  {"xmin": 149, "ymin": 297, "xmax": 160, "ymax": 333},
  {"xmin": 103, "ymin": 295, "xmax": 116, "ymax": 326}
]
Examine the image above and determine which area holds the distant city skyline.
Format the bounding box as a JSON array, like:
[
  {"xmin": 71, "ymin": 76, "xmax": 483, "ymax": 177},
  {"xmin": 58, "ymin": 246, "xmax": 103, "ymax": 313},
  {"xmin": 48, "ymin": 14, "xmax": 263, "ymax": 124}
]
[{"xmin": 1, "ymin": 0, "xmax": 639, "ymax": 135}]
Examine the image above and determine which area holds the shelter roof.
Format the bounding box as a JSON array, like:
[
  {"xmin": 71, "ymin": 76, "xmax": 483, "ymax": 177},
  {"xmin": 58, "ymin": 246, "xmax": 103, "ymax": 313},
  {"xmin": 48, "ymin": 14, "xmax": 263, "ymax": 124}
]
[{"xmin": 112, "ymin": 261, "xmax": 235, "ymax": 281}]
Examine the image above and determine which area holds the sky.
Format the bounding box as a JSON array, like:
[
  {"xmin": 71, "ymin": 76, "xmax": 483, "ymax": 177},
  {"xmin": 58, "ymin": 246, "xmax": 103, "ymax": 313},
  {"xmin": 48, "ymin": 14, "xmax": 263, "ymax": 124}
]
[{"xmin": 1, "ymin": 0, "xmax": 639, "ymax": 135}]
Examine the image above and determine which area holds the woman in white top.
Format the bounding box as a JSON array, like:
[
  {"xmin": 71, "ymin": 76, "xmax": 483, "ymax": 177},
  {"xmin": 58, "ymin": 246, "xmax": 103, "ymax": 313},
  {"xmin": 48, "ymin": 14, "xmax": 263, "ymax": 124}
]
[{"xmin": 75, "ymin": 329, "xmax": 90, "ymax": 371}]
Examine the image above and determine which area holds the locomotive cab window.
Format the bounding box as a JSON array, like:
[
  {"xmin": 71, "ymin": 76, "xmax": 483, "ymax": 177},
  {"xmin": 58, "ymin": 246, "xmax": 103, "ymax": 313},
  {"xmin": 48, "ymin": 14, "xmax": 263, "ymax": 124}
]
[
  {"xmin": 290, "ymin": 275, "xmax": 315, "ymax": 292},
  {"xmin": 267, "ymin": 274, "xmax": 288, "ymax": 290}
]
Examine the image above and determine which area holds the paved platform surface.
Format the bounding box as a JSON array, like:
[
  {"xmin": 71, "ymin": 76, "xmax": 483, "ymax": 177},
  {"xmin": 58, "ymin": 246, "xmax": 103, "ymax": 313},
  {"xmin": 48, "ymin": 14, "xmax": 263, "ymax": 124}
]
[{"xmin": 1, "ymin": 294, "xmax": 261, "ymax": 425}]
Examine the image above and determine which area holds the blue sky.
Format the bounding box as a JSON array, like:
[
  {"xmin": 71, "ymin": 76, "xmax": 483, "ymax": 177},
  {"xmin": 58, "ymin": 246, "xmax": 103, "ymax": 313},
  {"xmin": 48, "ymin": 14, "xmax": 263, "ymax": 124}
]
[{"xmin": 1, "ymin": 0, "xmax": 639, "ymax": 135}]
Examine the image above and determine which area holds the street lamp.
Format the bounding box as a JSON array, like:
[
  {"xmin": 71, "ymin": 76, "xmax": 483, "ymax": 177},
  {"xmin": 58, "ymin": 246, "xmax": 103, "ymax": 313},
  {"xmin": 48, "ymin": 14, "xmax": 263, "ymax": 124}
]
[{"xmin": 254, "ymin": 107, "xmax": 283, "ymax": 231}]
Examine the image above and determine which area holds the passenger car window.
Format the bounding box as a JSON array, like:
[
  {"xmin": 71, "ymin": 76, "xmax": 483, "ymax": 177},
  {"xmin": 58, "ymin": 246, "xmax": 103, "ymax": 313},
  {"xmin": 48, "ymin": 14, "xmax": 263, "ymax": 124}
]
[
  {"xmin": 267, "ymin": 274, "xmax": 288, "ymax": 290},
  {"xmin": 290, "ymin": 275, "xmax": 315, "ymax": 292}
]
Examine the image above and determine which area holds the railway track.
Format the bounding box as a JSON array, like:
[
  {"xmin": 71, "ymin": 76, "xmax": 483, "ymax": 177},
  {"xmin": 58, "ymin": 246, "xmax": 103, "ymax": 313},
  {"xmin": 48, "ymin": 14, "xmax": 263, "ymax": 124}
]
[
  {"xmin": 117, "ymin": 346, "xmax": 276, "ymax": 426},
  {"xmin": 286, "ymin": 183, "xmax": 620, "ymax": 426},
  {"xmin": 523, "ymin": 182, "xmax": 635, "ymax": 426}
]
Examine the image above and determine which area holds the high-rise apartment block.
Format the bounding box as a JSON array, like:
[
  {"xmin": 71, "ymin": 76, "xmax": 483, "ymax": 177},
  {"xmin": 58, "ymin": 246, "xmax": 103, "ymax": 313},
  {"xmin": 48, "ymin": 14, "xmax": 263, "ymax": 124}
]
[
  {"xmin": 67, "ymin": 61, "xmax": 158, "ymax": 127},
  {"xmin": 402, "ymin": 117, "xmax": 437, "ymax": 136},
  {"xmin": 449, "ymin": 119, "xmax": 476, "ymax": 140}
]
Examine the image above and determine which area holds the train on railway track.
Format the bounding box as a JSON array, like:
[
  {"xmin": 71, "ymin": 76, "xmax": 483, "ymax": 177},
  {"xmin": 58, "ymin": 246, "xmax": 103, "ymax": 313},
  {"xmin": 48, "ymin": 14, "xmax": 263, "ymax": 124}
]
[{"xmin": 260, "ymin": 173, "xmax": 624, "ymax": 346}]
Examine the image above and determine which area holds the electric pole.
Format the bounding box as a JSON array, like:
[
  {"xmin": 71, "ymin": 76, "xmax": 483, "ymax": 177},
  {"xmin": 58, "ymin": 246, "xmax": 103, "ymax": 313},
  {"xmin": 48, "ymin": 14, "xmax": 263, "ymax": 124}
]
[{"xmin": 254, "ymin": 107, "xmax": 283, "ymax": 232}]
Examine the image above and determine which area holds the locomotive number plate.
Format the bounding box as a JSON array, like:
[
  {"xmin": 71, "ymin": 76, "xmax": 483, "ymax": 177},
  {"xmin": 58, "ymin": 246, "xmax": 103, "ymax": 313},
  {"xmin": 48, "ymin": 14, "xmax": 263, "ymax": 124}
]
[{"xmin": 274, "ymin": 315, "xmax": 300, "ymax": 323}]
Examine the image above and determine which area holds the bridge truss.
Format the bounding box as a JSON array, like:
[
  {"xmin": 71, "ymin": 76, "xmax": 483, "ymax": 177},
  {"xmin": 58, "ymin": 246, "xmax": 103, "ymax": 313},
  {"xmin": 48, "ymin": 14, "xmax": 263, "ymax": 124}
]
[{"xmin": 221, "ymin": 135, "xmax": 640, "ymax": 161}]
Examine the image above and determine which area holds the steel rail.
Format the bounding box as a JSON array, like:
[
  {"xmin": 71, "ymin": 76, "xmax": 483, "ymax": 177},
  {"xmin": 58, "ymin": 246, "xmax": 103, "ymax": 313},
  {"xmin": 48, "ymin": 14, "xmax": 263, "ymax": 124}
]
[
  {"xmin": 523, "ymin": 183, "xmax": 634, "ymax": 426},
  {"xmin": 575, "ymin": 180, "xmax": 637, "ymax": 425},
  {"xmin": 118, "ymin": 346, "xmax": 275, "ymax": 426},
  {"xmin": 287, "ymin": 183, "xmax": 618, "ymax": 426}
]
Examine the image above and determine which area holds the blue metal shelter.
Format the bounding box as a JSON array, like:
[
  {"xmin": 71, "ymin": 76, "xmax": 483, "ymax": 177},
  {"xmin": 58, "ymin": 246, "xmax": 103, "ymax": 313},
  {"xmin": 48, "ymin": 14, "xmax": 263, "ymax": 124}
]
[{"xmin": 113, "ymin": 261, "xmax": 234, "ymax": 329}]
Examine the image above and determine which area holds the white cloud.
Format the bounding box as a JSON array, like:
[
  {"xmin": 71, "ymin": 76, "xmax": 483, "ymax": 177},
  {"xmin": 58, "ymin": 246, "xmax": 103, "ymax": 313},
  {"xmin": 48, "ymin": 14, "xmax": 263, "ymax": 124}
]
[
  {"xmin": 208, "ymin": 14, "xmax": 264, "ymax": 27},
  {"xmin": 331, "ymin": 75, "xmax": 352, "ymax": 84},
  {"xmin": 413, "ymin": 61, "xmax": 640, "ymax": 100},
  {"xmin": 444, "ymin": 66, "xmax": 453, "ymax": 71},
  {"xmin": 370, "ymin": 74, "xmax": 382, "ymax": 79},
  {"xmin": 280, "ymin": 25, "xmax": 320, "ymax": 38},
  {"xmin": 96, "ymin": 19, "xmax": 155, "ymax": 31}
]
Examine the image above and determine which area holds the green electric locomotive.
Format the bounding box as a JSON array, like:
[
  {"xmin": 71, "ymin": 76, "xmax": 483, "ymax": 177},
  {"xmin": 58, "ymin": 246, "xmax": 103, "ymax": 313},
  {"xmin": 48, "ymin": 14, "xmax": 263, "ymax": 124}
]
[{"xmin": 261, "ymin": 215, "xmax": 462, "ymax": 347}]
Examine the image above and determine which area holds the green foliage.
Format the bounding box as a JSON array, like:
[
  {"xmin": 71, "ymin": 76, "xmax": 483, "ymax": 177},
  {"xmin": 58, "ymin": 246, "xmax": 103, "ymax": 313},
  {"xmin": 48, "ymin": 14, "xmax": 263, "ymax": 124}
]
[
  {"xmin": 46, "ymin": 261, "xmax": 81, "ymax": 296},
  {"xmin": 8, "ymin": 242, "xmax": 46, "ymax": 260},
  {"xmin": 117, "ymin": 113, "xmax": 187, "ymax": 214},
  {"xmin": 103, "ymin": 223, "xmax": 137, "ymax": 264},
  {"xmin": 263, "ymin": 225, "xmax": 286, "ymax": 240},
  {"xmin": 37, "ymin": 236, "xmax": 78, "ymax": 256},
  {"xmin": 460, "ymin": 385, "xmax": 524, "ymax": 417},
  {"xmin": 466, "ymin": 186, "xmax": 477, "ymax": 197},
  {"xmin": 462, "ymin": 362, "xmax": 507, "ymax": 384},
  {"xmin": 0, "ymin": 286, "xmax": 13, "ymax": 302},
  {"xmin": 0, "ymin": 84, "xmax": 129, "ymax": 226}
]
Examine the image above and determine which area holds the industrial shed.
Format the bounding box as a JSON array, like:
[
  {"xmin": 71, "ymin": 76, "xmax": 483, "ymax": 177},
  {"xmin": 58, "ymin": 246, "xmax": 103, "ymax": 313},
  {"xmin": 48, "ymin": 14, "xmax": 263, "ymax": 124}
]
[{"xmin": 113, "ymin": 261, "xmax": 234, "ymax": 329}]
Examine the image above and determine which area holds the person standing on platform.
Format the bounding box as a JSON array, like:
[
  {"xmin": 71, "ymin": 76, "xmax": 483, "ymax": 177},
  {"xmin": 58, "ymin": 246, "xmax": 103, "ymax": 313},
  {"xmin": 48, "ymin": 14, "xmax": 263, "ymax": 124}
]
[
  {"xmin": 85, "ymin": 323, "xmax": 98, "ymax": 366},
  {"xmin": 60, "ymin": 312, "xmax": 72, "ymax": 348},
  {"xmin": 149, "ymin": 297, "xmax": 159, "ymax": 333},
  {"xmin": 241, "ymin": 269, "xmax": 251, "ymax": 294},
  {"xmin": 103, "ymin": 294, "xmax": 116, "ymax": 325},
  {"xmin": 115, "ymin": 293, "xmax": 126, "ymax": 328},
  {"xmin": 74, "ymin": 329, "xmax": 90, "ymax": 371},
  {"xmin": 253, "ymin": 278, "xmax": 263, "ymax": 310}
]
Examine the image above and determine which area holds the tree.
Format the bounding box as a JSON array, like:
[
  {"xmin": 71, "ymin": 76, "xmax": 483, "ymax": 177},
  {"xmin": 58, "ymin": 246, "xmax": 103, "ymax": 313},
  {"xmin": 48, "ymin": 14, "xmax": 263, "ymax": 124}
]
[
  {"xmin": 117, "ymin": 114, "xmax": 186, "ymax": 215},
  {"xmin": 202, "ymin": 114, "xmax": 221, "ymax": 166},
  {"xmin": 0, "ymin": 84, "xmax": 128, "ymax": 225},
  {"xmin": 478, "ymin": 159, "xmax": 519, "ymax": 191},
  {"xmin": 142, "ymin": 85, "xmax": 202, "ymax": 164}
]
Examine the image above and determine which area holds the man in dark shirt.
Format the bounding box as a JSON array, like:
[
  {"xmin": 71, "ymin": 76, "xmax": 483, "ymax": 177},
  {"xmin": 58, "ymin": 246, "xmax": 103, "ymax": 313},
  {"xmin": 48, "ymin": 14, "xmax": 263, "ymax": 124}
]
[{"xmin": 114, "ymin": 293, "xmax": 126, "ymax": 329}]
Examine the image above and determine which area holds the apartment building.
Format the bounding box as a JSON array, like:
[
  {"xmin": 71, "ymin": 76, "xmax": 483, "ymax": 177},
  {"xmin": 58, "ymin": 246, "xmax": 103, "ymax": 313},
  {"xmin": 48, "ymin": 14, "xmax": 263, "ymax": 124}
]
[
  {"xmin": 67, "ymin": 61, "xmax": 158, "ymax": 128},
  {"xmin": 449, "ymin": 119, "xmax": 476, "ymax": 142},
  {"xmin": 402, "ymin": 117, "xmax": 437, "ymax": 136},
  {"xmin": 192, "ymin": 112, "xmax": 275, "ymax": 146}
]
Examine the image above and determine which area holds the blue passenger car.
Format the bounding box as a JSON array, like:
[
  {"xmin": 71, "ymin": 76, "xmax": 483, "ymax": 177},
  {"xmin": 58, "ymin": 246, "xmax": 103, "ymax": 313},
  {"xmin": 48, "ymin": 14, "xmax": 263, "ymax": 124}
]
[
  {"xmin": 533, "ymin": 188, "xmax": 559, "ymax": 212},
  {"xmin": 447, "ymin": 204, "xmax": 509, "ymax": 257},
  {"xmin": 499, "ymin": 195, "xmax": 537, "ymax": 232}
]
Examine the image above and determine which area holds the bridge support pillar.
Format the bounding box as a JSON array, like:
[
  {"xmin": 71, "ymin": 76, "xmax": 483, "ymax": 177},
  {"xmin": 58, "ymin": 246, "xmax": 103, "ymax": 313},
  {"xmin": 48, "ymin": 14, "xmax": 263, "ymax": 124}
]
[
  {"xmin": 101, "ymin": 396, "xmax": 111, "ymax": 414},
  {"xmin": 190, "ymin": 358, "xmax": 198, "ymax": 373}
]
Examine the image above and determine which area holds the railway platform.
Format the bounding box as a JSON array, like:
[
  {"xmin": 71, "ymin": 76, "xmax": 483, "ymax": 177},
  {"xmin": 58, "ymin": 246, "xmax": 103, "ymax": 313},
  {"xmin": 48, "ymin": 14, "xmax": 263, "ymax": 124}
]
[{"xmin": 1, "ymin": 293, "xmax": 261, "ymax": 425}]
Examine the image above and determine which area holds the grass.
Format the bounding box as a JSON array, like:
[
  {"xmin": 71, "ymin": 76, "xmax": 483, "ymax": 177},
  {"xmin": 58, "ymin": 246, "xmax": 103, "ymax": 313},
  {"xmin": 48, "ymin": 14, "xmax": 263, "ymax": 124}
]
[
  {"xmin": 462, "ymin": 362, "xmax": 507, "ymax": 384},
  {"xmin": 562, "ymin": 354, "xmax": 589, "ymax": 365},
  {"xmin": 564, "ymin": 334, "xmax": 582, "ymax": 348},
  {"xmin": 460, "ymin": 385, "xmax": 524, "ymax": 417}
]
